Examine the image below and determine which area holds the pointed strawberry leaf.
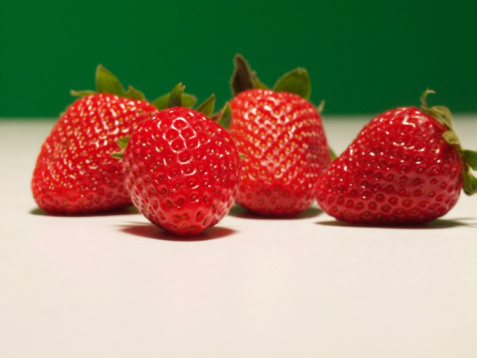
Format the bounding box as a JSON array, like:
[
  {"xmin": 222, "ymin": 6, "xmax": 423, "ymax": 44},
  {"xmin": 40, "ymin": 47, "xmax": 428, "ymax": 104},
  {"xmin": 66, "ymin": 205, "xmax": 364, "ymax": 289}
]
[
  {"xmin": 463, "ymin": 171, "xmax": 477, "ymax": 195},
  {"xmin": 471, "ymin": 175, "xmax": 477, "ymax": 194},
  {"xmin": 196, "ymin": 94, "xmax": 215, "ymax": 118},
  {"xmin": 251, "ymin": 71, "xmax": 268, "ymax": 90},
  {"xmin": 167, "ymin": 83, "xmax": 185, "ymax": 108},
  {"xmin": 151, "ymin": 93, "xmax": 169, "ymax": 110},
  {"xmin": 316, "ymin": 100, "xmax": 325, "ymax": 114},
  {"xmin": 95, "ymin": 64, "xmax": 126, "ymax": 97},
  {"xmin": 125, "ymin": 85, "xmax": 145, "ymax": 100},
  {"xmin": 463, "ymin": 149, "xmax": 477, "ymax": 170},
  {"xmin": 273, "ymin": 67, "xmax": 311, "ymax": 100},
  {"xmin": 111, "ymin": 137, "xmax": 130, "ymax": 160},
  {"xmin": 117, "ymin": 136, "xmax": 130, "ymax": 150},
  {"xmin": 181, "ymin": 94, "xmax": 198, "ymax": 108},
  {"xmin": 217, "ymin": 102, "xmax": 232, "ymax": 130},
  {"xmin": 230, "ymin": 54, "xmax": 256, "ymax": 96},
  {"xmin": 429, "ymin": 105, "xmax": 454, "ymax": 129},
  {"xmin": 111, "ymin": 152, "xmax": 124, "ymax": 160}
]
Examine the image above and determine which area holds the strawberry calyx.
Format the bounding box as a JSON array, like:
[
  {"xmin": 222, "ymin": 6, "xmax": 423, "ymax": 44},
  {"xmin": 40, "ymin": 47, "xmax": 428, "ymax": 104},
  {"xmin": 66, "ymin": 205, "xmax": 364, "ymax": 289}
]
[
  {"xmin": 151, "ymin": 90, "xmax": 198, "ymax": 110},
  {"xmin": 217, "ymin": 102, "xmax": 232, "ymax": 130},
  {"xmin": 165, "ymin": 83, "xmax": 224, "ymax": 121},
  {"xmin": 421, "ymin": 89, "xmax": 477, "ymax": 195},
  {"xmin": 164, "ymin": 83, "xmax": 232, "ymax": 129},
  {"xmin": 273, "ymin": 67, "xmax": 311, "ymax": 100},
  {"xmin": 230, "ymin": 54, "xmax": 267, "ymax": 96},
  {"xmin": 71, "ymin": 64, "xmax": 146, "ymax": 100},
  {"xmin": 112, "ymin": 83, "xmax": 230, "ymax": 159},
  {"xmin": 230, "ymin": 54, "xmax": 312, "ymax": 101},
  {"xmin": 229, "ymin": 54, "xmax": 332, "ymax": 158},
  {"xmin": 195, "ymin": 94, "xmax": 216, "ymax": 118},
  {"xmin": 71, "ymin": 65, "xmax": 198, "ymax": 109}
]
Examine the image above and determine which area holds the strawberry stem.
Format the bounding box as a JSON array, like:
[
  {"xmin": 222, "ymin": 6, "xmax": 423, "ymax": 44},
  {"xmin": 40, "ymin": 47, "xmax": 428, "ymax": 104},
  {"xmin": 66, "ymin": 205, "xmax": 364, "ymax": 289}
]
[{"xmin": 420, "ymin": 89, "xmax": 454, "ymax": 130}]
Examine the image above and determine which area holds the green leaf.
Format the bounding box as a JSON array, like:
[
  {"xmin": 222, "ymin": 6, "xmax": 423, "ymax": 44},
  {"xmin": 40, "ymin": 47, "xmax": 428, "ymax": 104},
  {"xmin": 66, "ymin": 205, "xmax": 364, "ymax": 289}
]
[
  {"xmin": 430, "ymin": 105, "xmax": 454, "ymax": 129},
  {"xmin": 273, "ymin": 67, "xmax": 311, "ymax": 100},
  {"xmin": 117, "ymin": 136, "xmax": 130, "ymax": 150},
  {"xmin": 182, "ymin": 94, "xmax": 198, "ymax": 108},
  {"xmin": 463, "ymin": 171, "xmax": 477, "ymax": 196},
  {"xmin": 70, "ymin": 89, "xmax": 96, "ymax": 98},
  {"xmin": 167, "ymin": 83, "xmax": 185, "ymax": 108},
  {"xmin": 230, "ymin": 54, "xmax": 256, "ymax": 96},
  {"xmin": 196, "ymin": 94, "xmax": 215, "ymax": 118},
  {"xmin": 316, "ymin": 100, "xmax": 325, "ymax": 113},
  {"xmin": 111, "ymin": 152, "xmax": 124, "ymax": 160},
  {"xmin": 111, "ymin": 137, "xmax": 130, "ymax": 160},
  {"xmin": 329, "ymin": 146, "xmax": 337, "ymax": 161},
  {"xmin": 251, "ymin": 71, "xmax": 268, "ymax": 90},
  {"xmin": 217, "ymin": 102, "xmax": 232, "ymax": 130},
  {"xmin": 443, "ymin": 130, "xmax": 460, "ymax": 145},
  {"xmin": 124, "ymin": 85, "xmax": 145, "ymax": 100},
  {"xmin": 151, "ymin": 93, "xmax": 169, "ymax": 110},
  {"xmin": 151, "ymin": 92, "xmax": 197, "ymax": 110},
  {"xmin": 95, "ymin": 64, "xmax": 126, "ymax": 97},
  {"xmin": 463, "ymin": 149, "xmax": 477, "ymax": 170}
]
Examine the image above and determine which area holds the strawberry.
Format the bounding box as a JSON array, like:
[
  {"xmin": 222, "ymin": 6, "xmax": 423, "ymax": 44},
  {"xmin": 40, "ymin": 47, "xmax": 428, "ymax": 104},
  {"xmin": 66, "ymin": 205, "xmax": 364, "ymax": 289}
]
[
  {"xmin": 116, "ymin": 84, "xmax": 241, "ymax": 235},
  {"xmin": 31, "ymin": 65, "xmax": 164, "ymax": 214},
  {"xmin": 316, "ymin": 90, "xmax": 477, "ymax": 225},
  {"xmin": 227, "ymin": 54, "xmax": 331, "ymax": 216}
]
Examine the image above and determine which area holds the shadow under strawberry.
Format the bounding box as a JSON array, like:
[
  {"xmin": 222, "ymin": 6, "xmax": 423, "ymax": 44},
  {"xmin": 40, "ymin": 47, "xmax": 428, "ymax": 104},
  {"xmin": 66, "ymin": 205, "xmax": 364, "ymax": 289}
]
[
  {"xmin": 316, "ymin": 217, "xmax": 477, "ymax": 230},
  {"xmin": 119, "ymin": 222, "xmax": 236, "ymax": 241},
  {"xmin": 29, "ymin": 206, "xmax": 140, "ymax": 217},
  {"xmin": 228, "ymin": 204, "xmax": 323, "ymax": 220}
]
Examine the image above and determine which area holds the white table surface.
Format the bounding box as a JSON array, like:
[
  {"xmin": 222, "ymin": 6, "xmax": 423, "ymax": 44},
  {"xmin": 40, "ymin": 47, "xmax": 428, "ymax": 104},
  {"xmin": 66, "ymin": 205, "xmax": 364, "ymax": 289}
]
[{"xmin": 1, "ymin": 116, "xmax": 477, "ymax": 358}]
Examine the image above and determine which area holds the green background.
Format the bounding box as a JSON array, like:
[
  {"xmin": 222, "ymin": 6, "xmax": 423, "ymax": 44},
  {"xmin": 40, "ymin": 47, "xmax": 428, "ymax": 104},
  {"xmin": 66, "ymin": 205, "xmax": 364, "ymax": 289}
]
[{"xmin": 1, "ymin": 0, "xmax": 476, "ymax": 117}]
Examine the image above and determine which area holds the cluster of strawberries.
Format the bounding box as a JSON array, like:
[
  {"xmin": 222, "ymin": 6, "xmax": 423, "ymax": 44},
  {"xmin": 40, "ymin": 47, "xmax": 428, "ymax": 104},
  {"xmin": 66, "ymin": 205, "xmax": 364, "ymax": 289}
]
[{"xmin": 31, "ymin": 55, "xmax": 477, "ymax": 235}]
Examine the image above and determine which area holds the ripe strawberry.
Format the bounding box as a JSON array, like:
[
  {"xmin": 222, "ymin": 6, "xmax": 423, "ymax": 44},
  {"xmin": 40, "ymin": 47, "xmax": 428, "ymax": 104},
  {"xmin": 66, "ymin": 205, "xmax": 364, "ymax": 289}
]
[
  {"xmin": 118, "ymin": 85, "xmax": 241, "ymax": 235},
  {"xmin": 227, "ymin": 54, "xmax": 331, "ymax": 216},
  {"xmin": 31, "ymin": 65, "xmax": 161, "ymax": 214},
  {"xmin": 316, "ymin": 90, "xmax": 477, "ymax": 225}
]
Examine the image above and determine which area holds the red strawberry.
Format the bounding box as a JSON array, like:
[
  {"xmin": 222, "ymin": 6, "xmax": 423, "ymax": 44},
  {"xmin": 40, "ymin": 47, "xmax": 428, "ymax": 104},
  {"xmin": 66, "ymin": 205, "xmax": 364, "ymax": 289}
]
[
  {"xmin": 227, "ymin": 54, "xmax": 331, "ymax": 216},
  {"xmin": 31, "ymin": 65, "xmax": 161, "ymax": 214},
  {"xmin": 118, "ymin": 85, "xmax": 241, "ymax": 235},
  {"xmin": 316, "ymin": 90, "xmax": 477, "ymax": 225}
]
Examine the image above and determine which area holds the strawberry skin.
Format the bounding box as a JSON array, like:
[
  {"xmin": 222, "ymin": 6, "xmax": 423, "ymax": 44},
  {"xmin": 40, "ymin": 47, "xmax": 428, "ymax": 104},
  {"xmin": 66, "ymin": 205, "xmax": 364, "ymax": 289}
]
[
  {"xmin": 122, "ymin": 107, "xmax": 241, "ymax": 235},
  {"xmin": 32, "ymin": 93, "xmax": 159, "ymax": 214},
  {"xmin": 316, "ymin": 106, "xmax": 464, "ymax": 224},
  {"xmin": 229, "ymin": 89, "xmax": 331, "ymax": 216}
]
